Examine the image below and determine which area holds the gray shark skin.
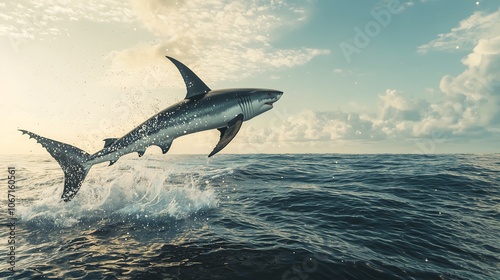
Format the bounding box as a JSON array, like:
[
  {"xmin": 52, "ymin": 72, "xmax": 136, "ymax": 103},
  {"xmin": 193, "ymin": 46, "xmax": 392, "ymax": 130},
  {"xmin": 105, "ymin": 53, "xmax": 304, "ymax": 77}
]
[{"xmin": 20, "ymin": 56, "xmax": 283, "ymax": 201}]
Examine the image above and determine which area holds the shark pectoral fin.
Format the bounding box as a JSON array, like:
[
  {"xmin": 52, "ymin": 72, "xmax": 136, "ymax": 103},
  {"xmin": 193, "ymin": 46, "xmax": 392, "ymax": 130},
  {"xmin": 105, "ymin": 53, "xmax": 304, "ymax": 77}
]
[
  {"xmin": 208, "ymin": 114, "xmax": 244, "ymax": 157},
  {"xmin": 157, "ymin": 140, "xmax": 173, "ymax": 154},
  {"xmin": 165, "ymin": 56, "xmax": 211, "ymax": 100},
  {"xmin": 103, "ymin": 138, "xmax": 118, "ymax": 148},
  {"xmin": 109, "ymin": 160, "xmax": 117, "ymax": 166}
]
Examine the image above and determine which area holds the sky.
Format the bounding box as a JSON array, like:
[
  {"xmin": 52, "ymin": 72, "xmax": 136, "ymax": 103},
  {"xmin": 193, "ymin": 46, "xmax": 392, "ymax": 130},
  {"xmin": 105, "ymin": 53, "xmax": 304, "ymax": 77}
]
[{"xmin": 1, "ymin": 0, "xmax": 499, "ymax": 155}]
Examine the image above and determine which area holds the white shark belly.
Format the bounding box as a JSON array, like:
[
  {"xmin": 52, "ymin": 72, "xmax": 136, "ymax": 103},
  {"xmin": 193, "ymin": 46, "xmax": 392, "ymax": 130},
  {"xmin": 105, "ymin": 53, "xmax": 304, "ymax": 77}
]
[{"xmin": 153, "ymin": 106, "xmax": 242, "ymax": 142}]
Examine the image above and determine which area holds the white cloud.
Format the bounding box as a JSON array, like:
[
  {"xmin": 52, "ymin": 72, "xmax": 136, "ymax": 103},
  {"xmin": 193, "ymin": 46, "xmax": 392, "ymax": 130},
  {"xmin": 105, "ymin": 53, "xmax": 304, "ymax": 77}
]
[
  {"xmin": 0, "ymin": 0, "xmax": 134, "ymax": 39},
  {"xmin": 412, "ymin": 9, "xmax": 500, "ymax": 138},
  {"xmin": 0, "ymin": 1, "xmax": 329, "ymax": 87},
  {"xmin": 332, "ymin": 68, "xmax": 358, "ymax": 76},
  {"xmin": 439, "ymin": 36, "xmax": 500, "ymax": 126},
  {"xmin": 237, "ymin": 36, "xmax": 500, "ymax": 149},
  {"xmin": 374, "ymin": 0, "xmax": 415, "ymax": 13},
  {"xmin": 418, "ymin": 8, "xmax": 500, "ymax": 53},
  {"xmin": 107, "ymin": 0, "xmax": 330, "ymax": 85}
]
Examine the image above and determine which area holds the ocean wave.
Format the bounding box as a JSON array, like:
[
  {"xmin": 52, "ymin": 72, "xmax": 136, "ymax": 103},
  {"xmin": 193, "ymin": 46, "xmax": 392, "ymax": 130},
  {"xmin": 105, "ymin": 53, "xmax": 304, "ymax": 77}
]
[{"xmin": 1, "ymin": 154, "xmax": 498, "ymax": 279}]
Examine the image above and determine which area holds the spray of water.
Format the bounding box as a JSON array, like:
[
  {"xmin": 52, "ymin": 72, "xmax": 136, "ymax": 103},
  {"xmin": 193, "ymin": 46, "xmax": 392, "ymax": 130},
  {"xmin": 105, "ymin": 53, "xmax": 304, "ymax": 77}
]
[{"xmin": 17, "ymin": 158, "xmax": 219, "ymax": 227}]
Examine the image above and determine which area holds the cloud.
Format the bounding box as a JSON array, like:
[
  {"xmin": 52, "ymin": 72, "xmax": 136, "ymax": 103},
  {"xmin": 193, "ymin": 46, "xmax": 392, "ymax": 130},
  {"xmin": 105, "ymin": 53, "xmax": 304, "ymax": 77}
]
[
  {"xmin": 258, "ymin": 89, "xmax": 429, "ymax": 141},
  {"xmin": 238, "ymin": 36, "xmax": 500, "ymax": 150},
  {"xmin": 373, "ymin": 0, "xmax": 415, "ymax": 13},
  {"xmin": 107, "ymin": 0, "xmax": 330, "ymax": 85},
  {"xmin": 0, "ymin": 0, "xmax": 134, "ymax": 39},
  {"xmin": 0, "ymin": 0, "xmax": 329, "ymax": 89},
  {"xmin": 439, "ymin": 36, "xmax": 500, "ymax": 127},
  {"xmin": 418, "ymin": 8, "xmax": 500, "ymax": 53}
]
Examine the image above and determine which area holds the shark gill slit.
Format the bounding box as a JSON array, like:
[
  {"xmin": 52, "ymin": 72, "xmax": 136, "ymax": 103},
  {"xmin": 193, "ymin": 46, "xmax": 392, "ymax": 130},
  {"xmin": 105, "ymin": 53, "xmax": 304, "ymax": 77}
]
[
  {"xmin": 242, "ymin": 96, "xmax": 248, "ymax": 116},
  {"xmin": 238, "ymin": 98, "xmax": 247, "ymax": 117},
  {"xmin": 247, "ymin": 96, "xmax": 254, "ymax": 116},
  {"xmin": 240, "ymin": 98, "xmax": 247, "ymax": 115},
  {"xmin": 244, "ymin": 97, "xmax": 249, "ymax": 116},
  {"xmin": 246, "ymin": 96, "xmax": 252, "ymax": 116}
]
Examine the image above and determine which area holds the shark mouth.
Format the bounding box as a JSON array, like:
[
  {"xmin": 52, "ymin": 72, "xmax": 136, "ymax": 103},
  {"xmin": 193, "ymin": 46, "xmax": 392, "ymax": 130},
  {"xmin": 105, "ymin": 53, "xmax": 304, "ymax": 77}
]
[{"xmin": 265, "ymin": 101, "xmax": 275, "ymax": 106}]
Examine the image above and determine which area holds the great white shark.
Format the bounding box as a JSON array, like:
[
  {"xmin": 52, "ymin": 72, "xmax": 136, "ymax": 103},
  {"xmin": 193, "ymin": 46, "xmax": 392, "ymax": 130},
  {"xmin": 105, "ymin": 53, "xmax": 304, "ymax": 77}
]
[{"xmin": 20, "ymin": 56, "xmax": 283, "ymax": 202}]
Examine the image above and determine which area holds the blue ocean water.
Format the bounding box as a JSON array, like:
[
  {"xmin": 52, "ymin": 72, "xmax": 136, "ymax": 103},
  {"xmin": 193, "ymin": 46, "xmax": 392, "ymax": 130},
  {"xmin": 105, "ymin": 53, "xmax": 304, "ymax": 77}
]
[{"xmin": 0, "ymin": 154, "xmax": 499, "ymax": 279}]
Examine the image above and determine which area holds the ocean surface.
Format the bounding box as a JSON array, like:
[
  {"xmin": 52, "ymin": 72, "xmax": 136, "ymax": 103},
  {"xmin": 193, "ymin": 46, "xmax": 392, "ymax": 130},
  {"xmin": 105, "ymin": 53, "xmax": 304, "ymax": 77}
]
[{"xmin": 0, "ymin": 154, "xmax": 499, "ymax": 279}]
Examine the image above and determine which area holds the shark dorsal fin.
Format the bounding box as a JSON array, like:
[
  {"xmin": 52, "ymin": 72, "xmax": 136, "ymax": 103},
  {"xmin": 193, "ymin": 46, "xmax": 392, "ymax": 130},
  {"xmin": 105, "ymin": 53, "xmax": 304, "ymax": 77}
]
[
  {"xmin": 166, "ymin": 56, "xmax": 211, "ymax": 100},
  {"xmin": 103, "ymin": 138, "xmax": 118, "ymax": 148}
]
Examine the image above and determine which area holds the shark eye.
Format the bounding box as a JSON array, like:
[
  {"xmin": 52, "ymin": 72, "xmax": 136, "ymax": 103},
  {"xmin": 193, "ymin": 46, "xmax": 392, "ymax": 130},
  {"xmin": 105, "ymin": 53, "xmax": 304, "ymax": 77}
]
[{"xmin": 268, "ymin": 92, "xmax": 272, "ymax": 96}]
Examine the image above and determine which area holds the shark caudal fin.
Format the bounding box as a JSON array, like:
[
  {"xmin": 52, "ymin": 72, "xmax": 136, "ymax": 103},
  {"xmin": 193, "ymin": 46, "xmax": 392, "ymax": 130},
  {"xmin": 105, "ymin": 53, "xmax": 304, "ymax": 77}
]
[{"xmin": 19, "ymin": 130, "xmax": 91, "ymax": 202}]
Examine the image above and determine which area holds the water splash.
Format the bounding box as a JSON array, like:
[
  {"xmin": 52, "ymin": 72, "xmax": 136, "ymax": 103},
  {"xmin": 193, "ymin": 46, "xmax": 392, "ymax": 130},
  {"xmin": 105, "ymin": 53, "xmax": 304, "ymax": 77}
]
[{"xmin": 17, "ymin": 158, "xmax": 219, "ymax": 227}]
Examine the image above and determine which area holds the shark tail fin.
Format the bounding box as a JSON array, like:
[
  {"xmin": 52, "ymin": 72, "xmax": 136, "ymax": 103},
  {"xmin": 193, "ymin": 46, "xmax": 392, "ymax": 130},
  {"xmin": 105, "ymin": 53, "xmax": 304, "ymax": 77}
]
[{"xmin": 19, "ymin": 129, "xmax": 91, "ymax": 202}]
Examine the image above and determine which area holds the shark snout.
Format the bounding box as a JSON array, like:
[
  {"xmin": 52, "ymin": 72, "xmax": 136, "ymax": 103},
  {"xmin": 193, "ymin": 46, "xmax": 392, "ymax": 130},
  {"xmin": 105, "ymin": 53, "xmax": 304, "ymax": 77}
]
[
  {"xmin": 264, "ymin": 91, "xmax": 283, "ymax": 107},
  {"xmin": 273, "ymin": 90, "xmax": 283, "ymax": 102}
]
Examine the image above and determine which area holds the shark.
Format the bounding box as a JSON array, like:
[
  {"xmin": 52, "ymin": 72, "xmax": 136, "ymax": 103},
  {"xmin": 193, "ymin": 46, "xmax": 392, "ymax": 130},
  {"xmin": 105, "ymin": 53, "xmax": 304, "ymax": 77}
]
[{"xmin": 20, "ymin": 56, "xmax": 283, "ymax": 202}]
